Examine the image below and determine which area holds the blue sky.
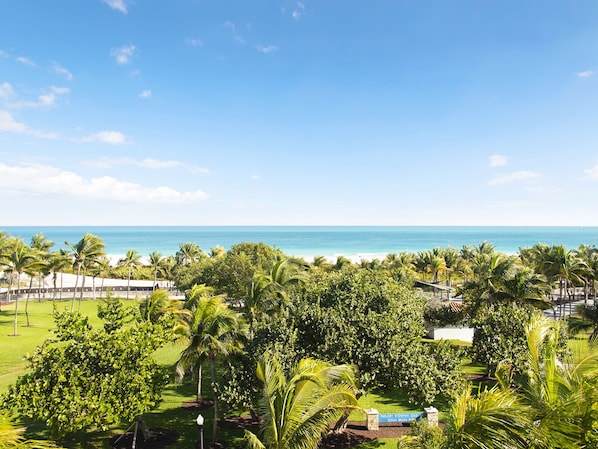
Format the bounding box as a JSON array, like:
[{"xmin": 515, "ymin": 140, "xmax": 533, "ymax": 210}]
[{"xmin": 1, "ymin": 0, "xmax": 598, "ymax": 226}]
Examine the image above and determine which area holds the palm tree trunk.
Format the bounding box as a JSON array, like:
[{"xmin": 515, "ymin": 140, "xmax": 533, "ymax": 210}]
[
  {"xmin": 59, "ymin": 272, "xmax": 63, "ymax": 301},
  {"xmin": 78, "ymin": 268, "xmax": 87, "ymax": 312},
  {"xmin": 13, "ymin": 273, "xmax": 20, "ymax": 336},
  {"xmin": 210, "ymin": 357, "xmax": 218, "ymax": 444},
  {"xmin": 101, "ymin": 277, "xmax": 105, "ymax": 298},
  {"xmin": 196, "ymin": 363, "xmax": 202, "ymax": 403},
  {"xmin": 25, "ymin": 277, "xmax": 32, "ymax": 327},
  {"xmin": 127, "ymin": 269, "xmax": 131, "ymax": 300},
  {"xmin": 72, "ymin": 263, "xmax": 81, "ymax": 312}
]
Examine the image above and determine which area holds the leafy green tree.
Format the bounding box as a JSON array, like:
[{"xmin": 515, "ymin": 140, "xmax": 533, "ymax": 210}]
[
  {"xmin": 175, "ymin": 293, "xmax": 244, "ymax": 442},
  {"xmin": 3, "ymin": 308, "xmax": 169, "ymax": 437},
  {"xmin": 294, "ymin": 267, "xmax": 461, "ymax": 404},
  {"xmin": 65, "ymin": 233, "xmax": 106, "ymax": 311},
  {"xmin": 244, "ymin": 353, "xmax": 361, "ymax": 449},
  {"xmin": 118, "ymin": 249, "xmax": 142, "ymax": 300},
  {"xmin": 470, "ymin": 303, "xmax": 533, "ymax": 376}
]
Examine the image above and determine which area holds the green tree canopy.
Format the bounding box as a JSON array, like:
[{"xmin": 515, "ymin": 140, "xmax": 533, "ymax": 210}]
[{"xmin": 3, "ymin": 307, "xmax": 169, "ymax": 437}]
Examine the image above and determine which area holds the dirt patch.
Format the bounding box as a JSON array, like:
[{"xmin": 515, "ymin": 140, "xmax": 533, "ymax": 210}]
[{"xmin": 181, "ymin": 399, "xmax": 215, "ymax": 410}]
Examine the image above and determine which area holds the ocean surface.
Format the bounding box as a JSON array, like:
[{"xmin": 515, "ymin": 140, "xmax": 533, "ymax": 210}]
[{"xmin": 2, "ymin": 226, "xmax": 598, "ymax": 261}]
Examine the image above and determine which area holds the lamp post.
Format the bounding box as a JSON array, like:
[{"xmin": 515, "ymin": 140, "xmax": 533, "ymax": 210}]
[{"xmin": 196, "ymin": 413, "xmax": 204, "ymax": 449}]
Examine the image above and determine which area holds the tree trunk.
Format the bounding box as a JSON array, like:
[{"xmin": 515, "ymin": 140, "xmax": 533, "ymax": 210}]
[
  {"xmin": 59, "ymin": 272, "xmax": 63, "ymax": 301},
  {"xmin": 72, "ymin": 262, "xmax": 81, "ymax": 312},
  {"xmin": 196, "ymin": 363, "xmax": 203, "ymax": 403},
  {"xmin": 127, "ymin": 269, "xmax": 131, "ymax": 300},
  {"xmin": 13, "ymin": 273, "xmax": 20, "ymax": 336},
  {"xmin": 25, "ymin": 277, "xmax": 33, "ymax": 327},
  {"xmin": 78, "ymin": 267, "xmax": 87, "ymax": 312},
  {"xmin": 210, "ymin": 357, "xmax": 218, "ymax": 443}
]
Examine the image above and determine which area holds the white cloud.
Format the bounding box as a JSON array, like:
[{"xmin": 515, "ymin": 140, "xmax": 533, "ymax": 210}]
[
  {"xmin": 583, "ymin": 162, "xmax": 598, "ymax": 179},
  {"xmin": 16, "ymin": 56, "xmax": 36, "ymax": 67},
  {"xmin": 0, "ymin": 163, "xmax": 209, "ymax": 204},
  {"xmin": 0, "ymin": 110, "xmax": 27, "ymax": 133},
  {"xmin": 11, "ymin": 86, "xmax": 70, "ymax": 109},
  {"xmin": 0, "ymin": 110, "xmax": 58, "ymax": 139},
  {"xmin": 138, "ymin": 90, "xmax": 152, "ymax": 99},
  {"xmin": 84, "ymin": 156, "xmax": 210, "ymax": 173},
  {"xmin": 224, "ymin": 22, "xmax": 246, "ymax": 44},
  {"xmin": 110, "ymin": 45, "xmax": 136, "ymax": 64},
  {"xmin": 489, "ymin": 154, "xmax": 507, "ymax": 167},
  {"xmin": 186, "ymin": 38, "xmax": 203, "ymax": 47},
  {"xmin": 256, "ymin": 45, "xmax": 278, "ymax": 54},
  {"xmin": 82, "ymin": 130, "xmax": 127, "ymax": 145},
  {"xmin": 292, "ymin": 2, "xmax": 305, "ymax": 21},
  {"xmin": 102, "ymin": 0, "xmax": 128, "ymax": 13},
  {"xmin": 250, "ymin": 174, "xmax": 261, "ymax": 181},
  {"xmin": 577, "ymin": 70, "xmax": 593, "ymax": 78},
  {"xmin": 0, "ymin": 82, "xmax": 15, "ymax": 100},
  {"xmin": 50, "ymin": 62, "xmax": 73, "ymax": 80},
  {"xmin": 488, "ymin": 170, "xmax": 541, "ymax": 186}
]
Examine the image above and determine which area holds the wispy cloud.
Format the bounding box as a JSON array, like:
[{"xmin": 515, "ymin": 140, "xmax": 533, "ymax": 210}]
[
  {"xmin": 84, "ymin": 156, "xmax": 209, "ymax": 173},
  {"xmin": 138, "ymin": 90, "xmax": 152, "ymax": 99},
  {"xmin": 186, "ymin": 38, "xmax": 203, "ymax": 47},
  {"xmin": 0, "ymin": 82, "xmax": 15, "ymax": 100},
  {"xmin": 110, "ymin": 44, "xmax": 136, "ymax": 64},
  {"xmin": 583, "ymin": 162, "xmax": 598, "ymax": 179},
  {"xmin": 489, "ymin": 154, "xmax": 507, "ymax": 167},
  {"xmin": 5, "ymin": 85, "xmax": 71, "ymax": 109},
  {"xmin": 81, "ymin": 130, "xmax": 127, "ymax": 145},
  {"xmin": 577, "ymin": 70, "xmax": 593, "ymax": 78},
  {"xmin": 256, "ymin": 45, "xmax": 278, "ymax": 54},
  {"xmin": 224, "ymin": 21, "xmax": 246, "ymax": 44},
  {"xmin": 0, "ymin": 110, "xmax": 58, "ymax": 139},
  {"xmin": 50, "ymin": 62, "xmax": 73, "ymax": 80},
  {"xmin": 250, "ymin": 174, "xmax": 261, "ymax": 181},
  {"xmin": 488, "ymin": 170, "xmax": 541, "ymax": 186},
  {"xmin": 292, "ymin": 1, "xmax": 305, "ymax": 21},
  {"xmin": 102, "ymin": 0, "xmax": 128, "ymax": 13},
  {"xmin": 16, "ymin": 56, "xmax": 36, "ymax": 67},
  {"xmin": 0, "ymin": 162, "xmax": 209, "ymax": 204}
]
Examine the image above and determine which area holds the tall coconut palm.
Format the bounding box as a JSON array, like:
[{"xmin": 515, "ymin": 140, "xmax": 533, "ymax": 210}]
[
  {"xmin": 48, "ymin": 249, "xmax": 71, "ymax": 302},
  {"xmin": 176, "ymin": 242, "xmax": 203, "ymax": 266},
  {"xmin": 147, "ymin": 251, "xmax": 163, "ymax": 286},
  {"xmin": 494, "ymin": 267, "xmax": 552, "ymax": 310},
  {"xmin": 30, "ymin": 233, "xmax": 53, "ymax": 302},
  {"xmin": 4, "ymin": 238, "xmax": 39, "ymax": 336},
  {"xmin": 65, "ymin": 233, "xmax": 106, "ymax": 311},
  {"xmin": 175, "ymin": 294, "xmax": 244, "ymax": 442},
  {"xmin": 244, "ymin": 353, "xmax": 361, "ymax": 449},
  {"xmin": 568, "ymin": 303, "xmax": 598, "ymax": 344},
  {"xmin": 118, "ymin": 249, "xmax": 142, "ymax": 300}
]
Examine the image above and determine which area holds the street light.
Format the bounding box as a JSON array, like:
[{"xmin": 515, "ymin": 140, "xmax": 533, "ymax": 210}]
[{"xmin": 196, "ymin": 413, "xmax": 204, "ymax": 449}]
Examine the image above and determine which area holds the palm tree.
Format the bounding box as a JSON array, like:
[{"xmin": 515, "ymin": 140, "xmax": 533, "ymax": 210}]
[
  {"xmin": 30, "ymin": 233, "xmax": 53, "ymax": 302},
  {"xmin": 494, "ymin": 267, "xmax": 552, "ymax": 310},
  {"xmin": 48, "ymin": 249, "xmax": 71, "ymax": 302},
  {"xmin": 244, "ymin": 353, "xmax": 361, "ymax": 449},
  {"xmin": 175, "ymin": 294, "xmax": 244, "ymax": 442},
  {"xmin": 518, "ymin": 315, "xmax": 598, "ymax": 448},
  {"xmin": 118, "ymin": 249, "xmax": 142, "ymax": 300},
  {"xmin": 148, "ymin": 251, "xmax": 163, "ymax": 286},
  {"xmin": 65, "ymin": 233, "xmax": 106, "ymax": 311},
  {"xmin": 568, "ymin": 303, "xmax": 598, "ymax": 343},
  {"xmin": 176, "ymin": 242, "xmax": 203, "ymax": 266},
  {"xmin": 443, "ymin": 385, "xmax": 533, "ymax": 449},
  {"xmin": 4, "ymin": 238, "xmax": 39, "ymax": 336},
  {"xmin": 0, "ymin": 412, "xmax": 63, "ymax": 448}
]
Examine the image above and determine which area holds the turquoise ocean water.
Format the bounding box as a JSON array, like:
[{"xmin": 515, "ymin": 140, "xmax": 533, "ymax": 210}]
[{"xmin": 2, "ymin": 226, "xmax": 598, "ymax": 261}]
